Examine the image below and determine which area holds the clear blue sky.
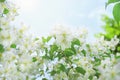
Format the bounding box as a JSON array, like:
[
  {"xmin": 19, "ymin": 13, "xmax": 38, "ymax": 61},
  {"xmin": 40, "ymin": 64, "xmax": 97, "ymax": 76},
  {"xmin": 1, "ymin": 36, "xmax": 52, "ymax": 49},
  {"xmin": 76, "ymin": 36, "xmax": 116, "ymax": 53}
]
[{"xmin": 14, "ymin": 0, "xmax": 112, "ymax": 40}]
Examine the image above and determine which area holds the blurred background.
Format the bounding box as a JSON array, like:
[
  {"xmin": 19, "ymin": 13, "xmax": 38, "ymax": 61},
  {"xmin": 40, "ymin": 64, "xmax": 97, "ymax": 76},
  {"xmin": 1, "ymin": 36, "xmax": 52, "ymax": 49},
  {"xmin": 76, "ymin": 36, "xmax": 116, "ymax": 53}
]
[{"xmin": 13, "ymin": 0, "xmax": 113, "ymax": 40}]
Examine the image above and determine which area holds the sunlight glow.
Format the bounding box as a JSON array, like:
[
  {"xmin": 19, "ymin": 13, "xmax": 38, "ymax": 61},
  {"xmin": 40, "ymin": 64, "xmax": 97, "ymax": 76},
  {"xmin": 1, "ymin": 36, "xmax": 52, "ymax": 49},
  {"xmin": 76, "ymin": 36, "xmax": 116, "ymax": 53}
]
[{"xmin": 16, "ymin": 0, "xmax": 38, "ymax": 11}]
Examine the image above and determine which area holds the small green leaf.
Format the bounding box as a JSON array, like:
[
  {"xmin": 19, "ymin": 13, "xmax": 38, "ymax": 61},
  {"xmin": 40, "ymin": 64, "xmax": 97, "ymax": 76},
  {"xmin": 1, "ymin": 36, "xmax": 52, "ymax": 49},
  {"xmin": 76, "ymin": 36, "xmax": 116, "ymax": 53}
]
[
  {"xmin": 63, "ymin": 48, "xmax": 75, "ymax": 57},
  {"xmin": 47, "ymin": 36, "xmax": 52, "ymax": 42},
  {"xmin": 86, "ymin": 44, "xmax": 90, "ymax": 48},
  {"xmin": 0, "ymin": 28, "xmax": 2, "ymax": 31},
  {"xmin": 32, "ymin": 57, "xmax": 37, "ymax": 62},
  {"xmin": 65, "ymin": 68, "xmax": 71, "ymax": 75},
  {"xmin": 59, "ymin": 64, "xmax": 66, "ymax": 72},
  {"xmin": 39, "ymin": 70, "xmax": 44, "ymax": 76},
  {"xmin": 116, "ymin": 56, "xmax": 120, "ymax": 59},
  {"xmin": 49, "ymin": 44, "xmax": 58, "ymax": 54},
  {"xmin": 71, "ymin": 38, "xmax": 80, "ymax": 47},
  {"xmin": 42, "ymin": 37, "xmax": 46, "ymax": 43},
  {"xmin": 49, "ymin": 44, "xmax": 58, "ymax": 60},
  {"xmin": 42, "ymin": 36, "xmax": 52, "ymax": 43},
  {"xmin": 50, "ymin": 70, "xmax": 57, "ymax": 76},
  {"xmin": 81, "ymin": 49, "xmax": 86, "ymax": 56},
  {"xmin": 42, "ymin": 53, "xmax": 49, "ymax": 60},
  {"xmin": 0, "ymin": 44, "xmax": 5, "ymax": 53},
  {"xmin": 42, "ymin": 78, "xmax": 48, "ymax": 80},
  {"xmin": 117, "ymin": 46, "xmax": 120, "ymax": 51},
  {"xmin": 10, "ymin": 44, "xmax": 17, "ymax": 48},
  {"xmin": 26, "ymin": 76, "xmax": 29, "ymax": 80},
  {"xmin": 0, "ymin": 0, "xmax": 5, "ymax": 2},
  {"xmin": 113, "ymin": 3, "xmax": 120, "ymax": 24},
  {"xmin": 3, "ymin": 8, "xmax": 9, "ymax": 14},
  {"xmin": 95, "ymin": 72, "xmax": 101, "ymax": 79},
  {"xmin": 93, "ymin": 68, "xmax": 101, "ymax": 78},
  {"xmin": 75, "ymin": 67, "xmax": 86, "ymax": 75},
  {"xmin": 94, "ymin": 57, "xmax": 101, "ymax": 66},
  {"xmin": 89, "ymin": 75, "xmax": 93, "ymax": 80}
]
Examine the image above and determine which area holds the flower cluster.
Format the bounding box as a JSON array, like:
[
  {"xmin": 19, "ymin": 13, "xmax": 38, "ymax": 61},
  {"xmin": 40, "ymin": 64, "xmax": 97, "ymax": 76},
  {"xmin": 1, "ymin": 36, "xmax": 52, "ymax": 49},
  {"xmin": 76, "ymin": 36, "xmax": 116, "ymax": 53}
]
[
  {"xmin": 40, "ymin": 27, "xmax": 120, "ymax": 80},
  {"xmin": 0, "ymin": 0, "xmax": 120, "ymax": 80},
  {"xmin": 0, "ymin": 0, "xmax": 43, "ymax": 80}
]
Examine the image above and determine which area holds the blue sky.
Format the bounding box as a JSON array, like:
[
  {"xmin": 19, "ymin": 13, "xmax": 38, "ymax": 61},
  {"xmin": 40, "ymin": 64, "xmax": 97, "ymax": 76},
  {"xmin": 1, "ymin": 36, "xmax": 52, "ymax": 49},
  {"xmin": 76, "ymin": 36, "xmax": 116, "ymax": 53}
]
[{"xmin": 14, "ymin": 0, "xmax": 113, "ymax": 40}]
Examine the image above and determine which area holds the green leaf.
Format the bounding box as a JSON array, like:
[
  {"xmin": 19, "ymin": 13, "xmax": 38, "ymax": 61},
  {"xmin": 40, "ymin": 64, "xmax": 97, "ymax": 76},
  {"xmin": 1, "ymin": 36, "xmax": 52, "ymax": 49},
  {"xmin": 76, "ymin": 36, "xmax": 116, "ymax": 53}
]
[
  {"xmin": 89, "ymin": 75, "xmax": 93, "ymax": 80},
  {"xmin": 59, "ymin": 64, "xmax": 66, "ymax": 72},
  {"xmin": 47, "ymin": 36, "xmax": 52, "ymax": 42},
  {"xmin": 94, "ymin": 57, "xmax": 101, "ymax": 66},
  {"xmin": 42, "ymin": 53, "xmax": 49, "ymax": 60},
  {"xmin": 117, "ymin": 46, "xmax": 120, "ymax": 51},
  {"xmin": 0, "ymin": 0, "xmax": 5, "ymax": 2},
  {"xmin": 10, "ymin": 44, "xmax": 17, "ymax": 48},
  {"xmin": 71, "ymin": 38, "xmax": 80, "ymax": 47},
  {"xmin": 0, "ymin": 28, "xmax": 2, "ymax": 32},
  {"xmin": 81, "ymin": 49, "xmax": 86, "ymax": 56},
  {"xmin": 116, "ymin": 56, "xmax": 120, "ymax": 59},
  {"xmin": 63, "ymin": 48, "xmax": 75, "ymax": 57},
  {"xmin": 49, "ymin": 44, "xmax": 58, "ymax": 60},
  {"xmin": 86, "ymin": 44, "xmax": 90, "ymax": 48},
  {"xmin": 56, "ymin": 52, "xmax": 63, "ymax": 60},
  {"xmin": 113, "ymin": 3, "xmax": 120, "ymax": 24},
  {"xmin": 75, "ymin": 67, "xmax": 86, "ymax": 75},
  {"xmin": 42, "ymin": 78, "xmax": 48, "ymax": 80},
  {"xmin": 40, "ymin": 70, "xmax": 44, "ymax": 76},
  {"xmin": 50, "ymin": 70, "xmax": 57, "ymax": 76},
  {"xmin": 3, "ymin": 8, "xmax": 9, "ymax": 14},
  {"xmin": 49, "ymin": 44, "xmax": 58, "ymax": 54},
  {"xmin": 26, "ymin": 76, "xmax": 29, "ymax": 80},
  {"xmin": 65, "ymin": 68, "xmax": 71, "ymax": 75},
  {"xmin": 0, "ymin": 44, "xmax": 5, "ymax": 53},
  {"xmin": 106, "ymin": 0, "xmax": 120, "ymax": 6},
  {"xmin": 42, "ymin": 36, "xmax": 52, "ymax": 43},
  {"xmin": 32, "ymin": 57, "xmax": 37, "ymax": 62},
  {"xmin": 93, "ymin": 68, "xmax": 101, "ymax": 78}
]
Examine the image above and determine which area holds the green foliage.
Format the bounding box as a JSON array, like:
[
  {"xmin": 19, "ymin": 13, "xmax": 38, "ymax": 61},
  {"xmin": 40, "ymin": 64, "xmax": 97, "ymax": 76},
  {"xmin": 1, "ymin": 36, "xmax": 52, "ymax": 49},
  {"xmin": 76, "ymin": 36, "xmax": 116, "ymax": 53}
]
[
  {"xmin": 98, "ymin": 15, "xmax": 120, "ymax": 40},
  {"xmin": 0, "ymin": 0, "xmax": 5, "ymax": 2},
  {"xmin": 49, "ymin": 44, "xmax": 58, "ymax": 60},
  {"xmin": 94, "ymin": 57, "xmax": 101, "ymax": 66},
  {"xmin": 32, "ymin": 57, "xmax": 37, "ymax": 62},
  {"xmin": 42, "ymin": 36, "xmax": 52, "ymax": 43},
  {"xmin": 106, "ymin": 0, "xmax": 120, "ymax": 24},
  {"xmin": 10, "ymin": 44, "xmax": 17, "ymax": 48},
  {"xmin": 93, "ymin": 68, "xmax": 101, "ymax": 79},
  {"xmin": 3, "ymin": 8, "xmax": 9, "ymax": 14},
  {"xmin": 98, "ymin": 15, "xmax": 120, "ymax": 53},
  {"xmin": 89, "ymin": 75, "xmax": 93, "ymax": 80},
  {"xmin": 99, "ymin": 15, "xmax": 120, "ymax": 54},
  {"xmin": 113, "ymin": 3, "xmax": 120, "ymax": 24},
  {"xmin": 71, "ymin": 38, "xmax": 80, "ymax": 47},
  {"xmin": 106, "ymin": 0, "xmax": 120, "ymax": 6},
  {"xmin": 42, "ymin": 44, "xmax": 58, "ymax": 60},
  {"xmin": 0, "ymin": 44, "xmax": 5, "ymax": 53},
  {"xmin": 63, "ymin": 48, "xmax": 75, "ymax": 57},
  {"xmin": 0, "ymin": 28, "xmax": 2, "ymax": 32},
  {"xmin": 75, "ymin": 67, "xmax": 86, "ymax": 75},
  {"xmin": 81, "ymin": 49, "xmax": 86, "ymax": 56},
  {"xmin": 49, "ymin": 44, "xmax": 58, "ymax": 54},
  {"xmin": 58, "ymin": 64, "xmax": 66, "ymax": 72},
  {"xmin": 50, "ymin": 70, "xmax": 57, "ymax": 76}
]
